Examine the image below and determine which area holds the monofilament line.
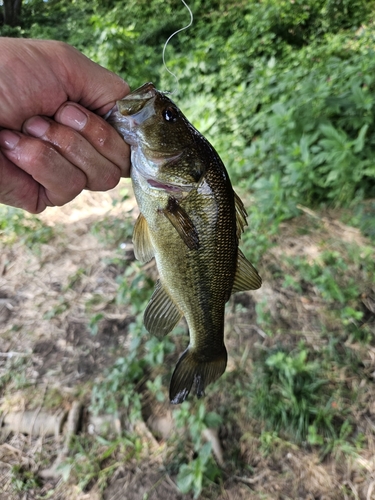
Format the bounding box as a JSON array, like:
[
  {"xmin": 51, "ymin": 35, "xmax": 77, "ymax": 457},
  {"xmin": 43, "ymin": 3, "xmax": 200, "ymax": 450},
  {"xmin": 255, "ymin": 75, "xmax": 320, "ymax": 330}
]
[{"xmin": 162, "ymin": 0, "xmax": 193, "ymax": 94}]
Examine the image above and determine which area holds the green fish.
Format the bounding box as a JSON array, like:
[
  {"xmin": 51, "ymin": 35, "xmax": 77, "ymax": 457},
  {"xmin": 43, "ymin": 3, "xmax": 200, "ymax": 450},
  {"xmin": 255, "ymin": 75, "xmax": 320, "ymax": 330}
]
[{"xmin": 108, "ymin": 83, "xmax": 261, "ymax": 404}]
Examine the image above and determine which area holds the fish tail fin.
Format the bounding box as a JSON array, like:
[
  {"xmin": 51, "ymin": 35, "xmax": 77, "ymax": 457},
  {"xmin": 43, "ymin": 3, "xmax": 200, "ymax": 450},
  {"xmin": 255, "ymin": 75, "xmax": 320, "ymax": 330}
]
[{"xmin": 169, "ymin": 346, "xmax": 227, "ymax": 404}]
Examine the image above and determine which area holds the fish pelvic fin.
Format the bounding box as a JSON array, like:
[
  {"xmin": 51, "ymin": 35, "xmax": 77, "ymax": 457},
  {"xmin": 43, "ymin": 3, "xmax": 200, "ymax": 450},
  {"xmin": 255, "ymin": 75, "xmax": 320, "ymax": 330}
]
[
  {"xmin": 133, "ymin": 213, "xmax": 154, "ymax": 263},
  {"xmin": 169, "ymin": 346, "xmax": 227, "ymax": 404}
]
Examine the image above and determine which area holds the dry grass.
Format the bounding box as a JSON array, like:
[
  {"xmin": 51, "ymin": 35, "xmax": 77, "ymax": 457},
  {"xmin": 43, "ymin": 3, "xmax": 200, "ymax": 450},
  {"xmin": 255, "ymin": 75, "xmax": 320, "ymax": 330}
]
[{"xmin": 0, "ymin": 185, "xmax": 375, "ymax": 499}]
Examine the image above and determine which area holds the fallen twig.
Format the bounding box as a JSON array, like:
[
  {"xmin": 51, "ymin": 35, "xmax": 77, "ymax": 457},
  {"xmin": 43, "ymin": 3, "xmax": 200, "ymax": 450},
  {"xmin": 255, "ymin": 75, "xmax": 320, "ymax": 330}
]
[
  {"xmin": 234, "ymin": 470, "xmax": 268, "ymax": 485},
  {"xmin": 0, "ymin": 352, "xmax": 30, "ymax": 358}
]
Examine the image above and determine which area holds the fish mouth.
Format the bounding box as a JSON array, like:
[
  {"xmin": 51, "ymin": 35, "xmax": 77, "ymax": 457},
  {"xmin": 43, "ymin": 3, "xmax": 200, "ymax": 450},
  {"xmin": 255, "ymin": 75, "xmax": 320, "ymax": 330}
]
[
  {"xmin": 106, "ymin": 84, "xmax": 158, "ymax": 144},
  {"xmin": 106, "ymin": 98, "xmax": 156, "ymax": 145},
  {"xmin": 120, "ymin": 82, "xmax": 157, "ymax": 106}
]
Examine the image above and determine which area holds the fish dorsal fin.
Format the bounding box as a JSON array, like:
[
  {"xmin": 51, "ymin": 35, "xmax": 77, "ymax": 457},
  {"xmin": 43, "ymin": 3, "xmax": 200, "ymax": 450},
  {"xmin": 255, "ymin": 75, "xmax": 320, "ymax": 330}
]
[
  {"xmin": 133, "ymin": 213, "xmax": 154, "ymax": 263},
  {"xmin": 162, "ymin": 197, "xmax": 199, "ymax": 250},
  {"xmin": 232, "ymin": 249, "xmax": 262, "ymax": 293},
  {"xmin": 144, "ymin": 279, "xmax": 183, "ymax": 339},
  {"xmin": 234, "ymin": 191, "xmax": 248, "ymax": 239}
]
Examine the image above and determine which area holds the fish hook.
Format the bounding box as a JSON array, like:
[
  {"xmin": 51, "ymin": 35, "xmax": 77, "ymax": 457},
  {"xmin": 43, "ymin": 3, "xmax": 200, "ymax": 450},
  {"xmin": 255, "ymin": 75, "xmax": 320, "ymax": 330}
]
[{"xmin": 162, "ymin": 0, "xmax": 194, "ymax": 95}]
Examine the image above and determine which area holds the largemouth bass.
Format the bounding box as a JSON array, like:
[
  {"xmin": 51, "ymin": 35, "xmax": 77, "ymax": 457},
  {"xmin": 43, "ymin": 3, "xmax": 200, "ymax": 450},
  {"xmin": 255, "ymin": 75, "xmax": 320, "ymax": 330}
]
[{"xmin": 108, "ymin": 83, "xmax": 261, "ymax": 404}]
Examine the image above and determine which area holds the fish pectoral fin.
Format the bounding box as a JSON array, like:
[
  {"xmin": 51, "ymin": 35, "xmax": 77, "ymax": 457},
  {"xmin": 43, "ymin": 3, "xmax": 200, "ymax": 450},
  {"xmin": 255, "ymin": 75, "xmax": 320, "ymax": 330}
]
[
  {"xmin": 169, "ymin": 346, "xmax": 227, "ymax": 404},
  {"xmin": 161, "ymin": 197, "xmax": 199, "ymax": 251},
  {"xmin": 133, "ymin": 213, "xmax": 155, "ymax": 263},
  {"xmin": 144, "ymin": 280, "xmax": 183, "ymax": 339},
  {"xmin": 234, "ymin": 190, "xmax": 248, "ymax": 239},
  {"xmin": 231, "ymin": 249, "xmax": 262, "ymax": 293}
]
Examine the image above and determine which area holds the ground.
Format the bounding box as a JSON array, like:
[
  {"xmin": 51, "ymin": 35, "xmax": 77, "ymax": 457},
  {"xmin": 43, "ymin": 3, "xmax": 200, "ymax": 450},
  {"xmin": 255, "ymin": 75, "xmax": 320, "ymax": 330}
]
[{"xmin": 0, "ymin": 181, "xmax": 375, "ymax": 499}]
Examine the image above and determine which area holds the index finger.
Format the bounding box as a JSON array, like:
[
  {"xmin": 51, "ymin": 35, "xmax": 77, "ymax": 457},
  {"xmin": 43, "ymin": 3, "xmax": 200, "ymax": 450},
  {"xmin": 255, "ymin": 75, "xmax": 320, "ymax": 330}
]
[{"xmin": 54, "ymin": 102, "xmax": 131, "ymax": 178}]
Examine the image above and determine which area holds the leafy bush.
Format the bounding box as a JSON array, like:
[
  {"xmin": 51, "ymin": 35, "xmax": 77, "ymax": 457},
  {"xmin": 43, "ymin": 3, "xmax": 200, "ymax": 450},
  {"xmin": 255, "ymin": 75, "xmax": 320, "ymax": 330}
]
[{"xmin": 4, "ymin": 0, "xmax": 375, "ymax": 219}]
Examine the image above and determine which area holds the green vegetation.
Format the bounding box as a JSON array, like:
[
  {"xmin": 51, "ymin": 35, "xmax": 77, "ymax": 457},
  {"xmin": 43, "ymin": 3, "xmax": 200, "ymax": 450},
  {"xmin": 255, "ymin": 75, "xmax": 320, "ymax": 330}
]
[
  {"xmin": 173, "ymin": 402, "xmax": 222, "ymax": 498},
  {"xmin": 3, "ymin": 0, "xmax": 375, "ymax": 223},
  {"xmin": 58, "ymin": 434, "xmax": 144, "ymax": 492},
  {"xmin": 1, "ymin": 0, "xmax": 375, "ymax": 498},
  {"xmin": 0, "ymin": 206, "xmax": 54, "ymax": 248},
  {"xmin": 10, "ymin": 464, "xmax": 41, "ymax": 493}
]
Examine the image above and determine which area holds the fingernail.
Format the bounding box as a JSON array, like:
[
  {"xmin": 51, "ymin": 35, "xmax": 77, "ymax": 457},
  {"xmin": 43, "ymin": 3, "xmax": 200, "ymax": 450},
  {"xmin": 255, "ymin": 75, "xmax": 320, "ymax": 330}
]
[
  {"xmin": 58, "ymin": 104, "xmax": 87, "ymax": 131},
  {"xmin": 0, "ymin": 130, "xmax": 20, "ymax": 150},
  {"xmin": 24, "ymin": 116, "xmax": 50, "ymax": 138}
]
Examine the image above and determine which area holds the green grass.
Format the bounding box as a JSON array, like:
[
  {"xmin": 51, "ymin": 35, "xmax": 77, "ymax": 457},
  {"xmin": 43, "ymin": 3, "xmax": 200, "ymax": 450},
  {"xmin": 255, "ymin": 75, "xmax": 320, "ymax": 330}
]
[{"xmin": 0, "ymin": 205, "xmax": 55, "ymax": 249}]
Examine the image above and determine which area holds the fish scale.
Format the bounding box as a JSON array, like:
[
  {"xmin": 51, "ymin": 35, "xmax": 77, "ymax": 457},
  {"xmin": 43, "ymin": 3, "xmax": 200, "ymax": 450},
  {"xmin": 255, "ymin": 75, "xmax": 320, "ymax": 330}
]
[{"xmin": 108, "ymin": 82, "xmax": 262, "ymax": 403}]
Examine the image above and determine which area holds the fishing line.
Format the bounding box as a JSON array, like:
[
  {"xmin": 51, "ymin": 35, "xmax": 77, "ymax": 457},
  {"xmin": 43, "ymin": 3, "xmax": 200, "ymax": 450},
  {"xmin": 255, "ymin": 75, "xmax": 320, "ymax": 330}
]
[{"xmin": 162, "ymin": 0, "xmax": 193, "ymax": 94}]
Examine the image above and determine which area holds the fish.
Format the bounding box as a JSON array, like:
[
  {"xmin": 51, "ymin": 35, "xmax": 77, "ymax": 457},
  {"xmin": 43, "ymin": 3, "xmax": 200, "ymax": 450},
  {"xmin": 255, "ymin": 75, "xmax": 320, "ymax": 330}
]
[{"xmin": 108, "ymin": 82, "xmax": 261, "ymax": 404}]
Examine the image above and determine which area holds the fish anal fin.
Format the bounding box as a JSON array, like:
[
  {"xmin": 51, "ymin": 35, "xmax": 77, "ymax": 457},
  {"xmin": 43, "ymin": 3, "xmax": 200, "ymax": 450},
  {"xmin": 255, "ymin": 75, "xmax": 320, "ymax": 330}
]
[
  {"xmin": 133, "ymin": 213, "xmax": 154, "ymax": 263},
  {"xmin": 234, "ymin": 191, "xmax": 248, "ymax": 239},
  {"xmin": 169, "ymin": 346, "xmax": 227, "ymax": 404},
  {"xmin": 161, "ymin": 197, "xmax": 199, "ymax": 250},
  {"xmin": 232, "ymin": 249, "xmax": 262, "ymax": 293},
  {"xmin": 144, "ymin": 280, "xmax": 183, "ymax": 339}
]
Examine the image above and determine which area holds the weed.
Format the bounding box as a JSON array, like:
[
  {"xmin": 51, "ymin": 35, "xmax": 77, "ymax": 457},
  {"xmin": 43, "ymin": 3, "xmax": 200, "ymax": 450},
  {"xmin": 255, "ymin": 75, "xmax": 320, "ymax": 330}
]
[
  {"xmin": 10, "ymin": 464, "xmax": 40, "ymax": 493},
  {"xmin": 0, "ymin": 356, "xmax": 31, "ymax": 393},
  {"xmin": 259, "ymin": 431, "xmax": 295, "ymax": 457},
  {"xmin": 43, "ymin": 297, "xmax": 69, "ymax": 320},
  {"xmin": 250, "ymin": 345, "xmax": 334, "ymax": 441},
  {"xmin": 172, "ymin": 401, "xmax": 222, "ymax": 498},
  {"xmin": 43, "ymin": 387, "xmax": 66, "ymax": 410},
  {"xmin": 90, "ymin": 312, "xmax": 176, "ymax": 417},
  {"xmin": 59, "ymin": 434, "xmax": 141, "ymax": 492},
  {"xmin": 285, "ymin": 252, "xmax": 359, "ymax": 304},
  {"xmin": 88, "ymin": 313, "xmax": 105, "ymax": 336},
  {"xmin": 90, "ymin": 350, "xmax": 145, "ymax": 420},
  {"xmin": 240, "ymin": 203, "xmax": 277, "ymax": 266},
  {"xmin": 0, "ymin": 206, "xmax": 54, "ymax": 249},
  {"xmin": 318, "ymin": 420, "xmax": 363, "ymax": 460},
  {"xmin": 65, "ymin": 267, "xmax": 87, "ymax": 291},
  {"xmin": 280, "ymin": 247, "xmax": 373, "ymax": 343},
  {"xmin": 255, "ymin": 299, "xmax": 274, "ymax": 336},
  {"xmin": 174, "ymin": 401, "xmax": 222, "ymax": 448},
  {"xmin": 145, "ymin": 374, "xmax": 165, "ymax": 402},
  {"xmin": 116, "ymin": 263, "xmax": 154, "ymax": 314},
  {"xmin": 144, "ymin": 336, "xmax": 175, "ymax": 367},
  {"xmin": 176, "ymin": 442, "xmax": 221, "ymax": 499},
  {"xmin": 343, "ymin": 200, "xmax": 375, "ymax": 242},
  {"xmin": 91, "ymin": 213, "xmax": 133, "ymax": 247}
]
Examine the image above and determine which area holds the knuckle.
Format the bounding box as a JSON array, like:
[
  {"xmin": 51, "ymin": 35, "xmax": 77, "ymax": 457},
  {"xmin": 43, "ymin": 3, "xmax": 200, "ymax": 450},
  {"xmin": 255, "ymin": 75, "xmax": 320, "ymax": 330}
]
[
  {"xmin": 25, "ymin": 139, "xmax": 55, "ymax": 166},
  {"xmin": 67, "ymin": 171, "xmax": 87, "ymax": 198},
  {"xmin": 103, "ymin": 168, "xmax": 121, "ymax": 190},
  {"xmin": 93, "ymin": 123, "xmax": 113, "ymax": 151},
  {"xmin": 62, "ymin": 139, "xmax": 75, "ymax": 157},
  {"xmin": 54, "ymin": 129, "xmax": 78, "ymax": 156},
  {"xmin": 26, "ymin": 139, "xmax": 87, "ymax": 200},
  {"xmin": 88, "ymin": 165, "xmax": 120, "ymax": 192}
]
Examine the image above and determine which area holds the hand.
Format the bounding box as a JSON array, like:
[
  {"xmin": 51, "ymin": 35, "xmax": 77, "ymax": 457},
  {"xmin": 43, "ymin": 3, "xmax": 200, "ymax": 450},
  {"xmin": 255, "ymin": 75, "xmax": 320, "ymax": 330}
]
[{"xmin": 0, "ymin": 38, "xmax": 131, "ymax": 213}]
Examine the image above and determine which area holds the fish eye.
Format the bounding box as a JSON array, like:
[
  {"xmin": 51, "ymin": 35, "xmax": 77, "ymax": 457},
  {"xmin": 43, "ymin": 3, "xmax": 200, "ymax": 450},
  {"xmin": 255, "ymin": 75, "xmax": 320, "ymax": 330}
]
[{"xmin": 162, "ymin": 107, "xmax": 179, "ymax": 123}]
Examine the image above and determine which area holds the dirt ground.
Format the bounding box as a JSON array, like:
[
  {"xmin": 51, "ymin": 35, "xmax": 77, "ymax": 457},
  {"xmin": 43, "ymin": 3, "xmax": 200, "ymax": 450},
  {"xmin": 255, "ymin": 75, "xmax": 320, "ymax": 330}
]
[{"xmin": 1, "ymin": 182, "xmax": 375, "ymax": 499}]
